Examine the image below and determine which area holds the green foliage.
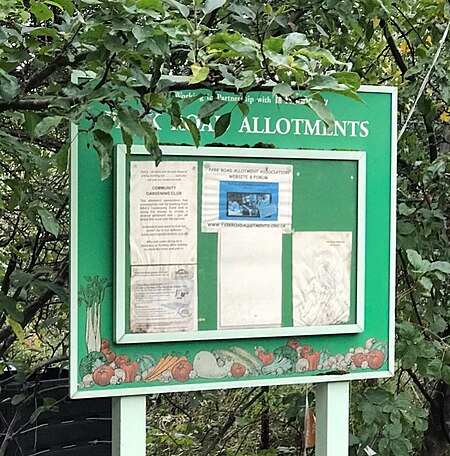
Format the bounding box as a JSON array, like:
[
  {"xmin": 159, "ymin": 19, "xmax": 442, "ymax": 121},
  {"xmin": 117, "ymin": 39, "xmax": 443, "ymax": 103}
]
[{"xmin": 352, "ymin": 386, "xmax": 428, "ymax": 455}]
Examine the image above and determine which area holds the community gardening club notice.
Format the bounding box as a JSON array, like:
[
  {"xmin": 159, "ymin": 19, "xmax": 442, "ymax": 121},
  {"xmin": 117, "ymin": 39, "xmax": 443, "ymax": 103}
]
[{"xmin": 129, "ymin": 161, "xmax": 198, "ymax": 334}]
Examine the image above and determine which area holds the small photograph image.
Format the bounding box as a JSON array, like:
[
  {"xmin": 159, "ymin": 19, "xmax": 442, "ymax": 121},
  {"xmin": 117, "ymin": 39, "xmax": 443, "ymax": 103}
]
[
  {"xmin": 219, "ymin": 181, "xmax": 279, "ymax": 222},
  {"xmin": 226, "ymin": 192, "xmax": 276, "ymax": 218}
]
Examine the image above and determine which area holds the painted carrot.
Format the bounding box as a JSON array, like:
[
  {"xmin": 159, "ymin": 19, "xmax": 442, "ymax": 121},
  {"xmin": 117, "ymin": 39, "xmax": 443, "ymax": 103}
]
[{"xmin": 145, "ymin": 355, "xmax": 187, "ymax": 382}]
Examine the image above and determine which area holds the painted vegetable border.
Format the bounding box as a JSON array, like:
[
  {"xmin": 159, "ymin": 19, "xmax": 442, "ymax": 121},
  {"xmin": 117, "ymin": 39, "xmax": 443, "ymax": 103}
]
[{"xmin": 78, "ymin": 337, "xmax": 388, "ymax": 390}]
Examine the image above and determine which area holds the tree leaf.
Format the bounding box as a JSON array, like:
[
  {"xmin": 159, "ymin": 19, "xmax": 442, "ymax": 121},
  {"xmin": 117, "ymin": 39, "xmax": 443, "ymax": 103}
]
[
  {"xmin": 0, "ymin": 292, "xmax": 23, "ymax": 323},
  {"xmin": 29, "ymin": 27, "xmax": 58, "ymax": 39},
  {"xmin": 309, "ymin": 75, "xmax": 350, "ymax": 92},
  {"xmin": 189, "ymin": 63, "xmax": 210, "ymax": 84},
  {"xmin": 282, "ymin": 32, "xmax": 310, "ymax": 54},
  {"xmin": 398, "ymin": 202, "xmax": 415, "ymax": 216},
  {"xmin": 332, "ymin": 71, "xmax": 361, "ymax": 91},
  {"xmin": 165, "ymin": 0, "xmax": 189, "ymax": 17},
  {"xmin": 386, "ymin": 422, "xmax": 402, "ymax": 440},
  {"xmin": 442, "ymin": 365, "xmax": 450, "ymax": 385},
  {"xmin": 104, "ymin": 34, "xmax": 123, "ymax": 52},
  {"xmin": 34, "ymin": 116, "xmax": 63, "ymax": 138},
  {"xmin": 44, "ymin": 0, "xmax": 75, "ymax": 14},
  {"xmin": 389, "ymin": 437, "xmax": 412, "ymax": 454},
  {"xmin": 0, "ymin": 69, "xmax": 19, "ymax": 101},
  {"xmin": 141, "ymin": 121, "xmax": 162, "ymax": 160},
  {"xmin": 37, "ymin": 207, "xmax": 60, "ymax": 236},
  {"xmin": 237, "ymin": 102, "xmax": 249, "ymax": 116},
  {"xmin": 365, "ymin": 387, "xmax": 390, "ymax": 405},
  {"xmin": 306, "ymin": 96, "xmax": 335, "ymax": 129},
  {"xmin": 95, "ymin": 113, "xmax": 114, "ymax": 132},
  {"xmin": 136, "ymin": 0, "xmax": 165, "ymax": 13},
  {"xmin": 6, "ymin": 316, "xmax": 24, "ymax": 342},
  {"xmin": 43, "ymin": 281, "xmax": 69, "ymax": 303},
  {"xmin": 198, "ymin": 99, "xmax": 227, "ymax": 123},
  {"xmin": 24, "ymin": 111, "xmax": 42, "ymax": 138},
  {"xmin": 427, "ymin": 358, "xmax": 443, "ymax": 378},
  {"xmin": 201, "ymin": 0, "xmax": 226, "ymax": 15},
  {"xmin": 11, "ymin": 394, "xmax": 27, "ymax": 405},
  {"xmin": 429, "ymin": 261, "xmax": 450, "ymax": 274},
  {"xmin": 55, "ymin": 143, "xmax": 69, "ymax": 173},
  {"xmin": 183, "ymin": 116, "xmax": 200, "ymax": 147},
  {"xmin": 117, "ymin": 106, "xmax": 143, "ymax": 138},
  {"xmin": 273, "ymin": 83, "xmax": 293, "ymax": 98},
  {"xmin": 121, "ymin": 127, "xmax": 133, "ymax": 154},
  {"xmin": 92, "ymin": 129, "xmax": 113, "ymax": 180},
  {"xmin": 30, "ymin": 0, "xmax": 54, "ymax": 22},
  {"xmin": 214, "ymin": 112, "xmax": 231, "ymax": 138},
  {"xmin": 406, "ymin": 249, "xmax": 424, "ymax": 271},
  {"xmin": 235, "ymin": 70, "xmax": 255, "ymax": 90}
]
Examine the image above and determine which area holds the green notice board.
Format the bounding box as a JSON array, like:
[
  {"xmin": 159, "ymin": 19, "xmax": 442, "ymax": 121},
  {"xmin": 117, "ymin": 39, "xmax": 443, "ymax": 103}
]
[{"xmin": 70, "ymin": 82, "xmax": 396, "ymax": 398}]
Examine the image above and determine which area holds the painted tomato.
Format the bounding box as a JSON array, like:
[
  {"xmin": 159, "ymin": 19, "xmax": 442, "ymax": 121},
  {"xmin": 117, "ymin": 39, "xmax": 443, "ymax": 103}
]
[
  {"xmin": 300, "ymin": 344, "xmax": 313, "ymax": 357},
  {"xmin": 93, "ymin": 365, "xmax": 114, "ymax": 386},
  {"xmin": 367, "ymin": 350, "xmax": 385, "ymax": 370},
  {"xmin": 172, "ymin": 360, "xmax": 193, "ymax": 382},
  {"xmin": 230, "ymin": 362, "xmax": 246, "ymax": 378},
  {"xmin": 115, "ymin": 354, "xmax": 131, "ymax": 368},
  {"xmin": 101, "ymin": 348, "xmax": 116, "ymax": 364},
  {"xmin": 101, "ymin": 339, "xmax": 110, "ymax": 351},
  {"xmin": 287, "ymin": 339, "xmax": 300, "ymax": 350},
  {"xmin": 353, "ymin": 353, "xmax": 367, "ymax": 368}
]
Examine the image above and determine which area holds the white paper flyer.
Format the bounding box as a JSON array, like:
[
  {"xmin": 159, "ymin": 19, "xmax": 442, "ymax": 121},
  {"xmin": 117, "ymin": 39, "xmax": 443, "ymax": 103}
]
[
  {"xmin": 218, "ymin": 227, "xmax": 282, "ymax": 329},
  {"xmin": 129, "ymin": 160, "xmax": 197, "ymax": 265},
  {"xmin": 130, "ymin": 265, "xmax": 197, "ymax": 333},
  {"xmin": 201, "ymin": 161, "xmax": 293, "ymax": 233},
  {"xmin": 292, "ymin": 231, "xmax": 352, "ymax": 327}
]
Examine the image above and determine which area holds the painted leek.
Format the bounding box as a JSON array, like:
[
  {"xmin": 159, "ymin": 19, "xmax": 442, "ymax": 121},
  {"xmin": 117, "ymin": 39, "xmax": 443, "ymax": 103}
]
[{"xmin": 78, "ymin": 276, "xmax": 110, "ymax": 353}]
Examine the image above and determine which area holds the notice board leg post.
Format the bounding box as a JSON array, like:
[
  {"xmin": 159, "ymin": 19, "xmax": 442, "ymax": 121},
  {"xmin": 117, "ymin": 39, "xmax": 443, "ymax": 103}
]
[
  {"xmin": 315, "ymin": 381, "xmax": 350, "ymax": 456},
  {"xmin": 112, "ymin": 396, "xmax": 147, "ymax": 456}
]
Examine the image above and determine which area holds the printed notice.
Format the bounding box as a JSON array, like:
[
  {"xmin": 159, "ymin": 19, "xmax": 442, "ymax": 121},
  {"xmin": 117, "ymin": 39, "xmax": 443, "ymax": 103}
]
[
  {"xmin": 292, "ymin": 231, "xmax": 352, "ymax": 327},
  {"xmin": 202, "ymin": 162, "xmax": 293, "ymax": 233},
  {"xmin": 129, "ymin": 161, "xmax": 197, "ymax": 265},
  {"xmin": 130, "ymin": 265, "xmax": 197, "ymax": 333},
  {"xmin": 218, "ymin": 227, "xmax": 282, "ymax": 329}
]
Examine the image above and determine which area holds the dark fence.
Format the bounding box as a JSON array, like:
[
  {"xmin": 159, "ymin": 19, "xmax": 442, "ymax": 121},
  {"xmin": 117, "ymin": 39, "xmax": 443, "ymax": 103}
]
[{"xmin": 0, "ymin": 369, "xmax": 111, "ymax": 456}]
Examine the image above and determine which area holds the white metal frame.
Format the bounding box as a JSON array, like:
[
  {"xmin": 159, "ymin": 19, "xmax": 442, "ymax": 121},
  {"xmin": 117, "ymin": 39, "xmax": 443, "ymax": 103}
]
[{"xmin": 115, "ymin": 145, "xmax": 366, "ymax": 344}]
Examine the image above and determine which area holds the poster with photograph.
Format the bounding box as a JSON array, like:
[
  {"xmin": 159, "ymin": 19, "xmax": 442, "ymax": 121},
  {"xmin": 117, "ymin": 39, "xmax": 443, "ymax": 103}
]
[
  {"xmin": 202, "ymin": 162, "xmax": 293, "ymax": 232},
  {"xmin": 130, "ymin": 265, "xmax": 197, "ymax": 333},
  {"xmin": 129, "ymin": 161, "xmax": 197, "ymax": 265},
  {"xmin": 292, "ymin": 231, "xmax": 352, "ymax": 327},
  {"xmin": 218, "ymin": 227, "xmax": 282, "ymax": 329}
]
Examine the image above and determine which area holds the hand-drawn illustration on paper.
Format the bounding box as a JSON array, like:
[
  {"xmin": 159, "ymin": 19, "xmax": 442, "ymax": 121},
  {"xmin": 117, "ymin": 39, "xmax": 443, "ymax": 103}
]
[{"xmin": 292, "ymin": 231, "xmax": 352, "ymax": 327}]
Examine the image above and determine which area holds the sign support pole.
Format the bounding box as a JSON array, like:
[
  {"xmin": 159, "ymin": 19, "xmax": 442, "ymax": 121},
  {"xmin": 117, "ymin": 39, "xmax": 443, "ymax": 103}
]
[
  {"xmin": 315, "ymin": 381, "xmax": 350, "ymax": 456},
  {"xmin": 112, "ymin": 396, "xmax": 146, "ymax": 455}
]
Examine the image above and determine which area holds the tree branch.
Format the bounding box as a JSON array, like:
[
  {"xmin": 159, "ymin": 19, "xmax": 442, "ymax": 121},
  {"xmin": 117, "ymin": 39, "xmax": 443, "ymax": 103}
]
[
  {"xmin": 407, "ymin": 368, "xmax": 436, "ymax": 406},
  {"xmin": 24, "ymin": 51, "xmax": 89, "ymax": 93},
  {"xmin": 380, "ymin": 19, "xmax": 408, "ymax": 76},
  {"xmin": 0, "ymin": 259, "xmax": 68, "ymax": 359}
]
